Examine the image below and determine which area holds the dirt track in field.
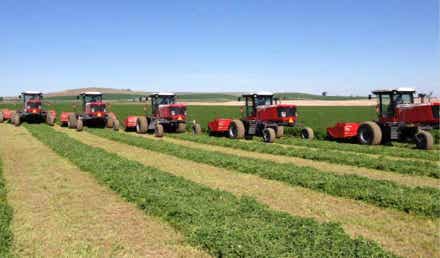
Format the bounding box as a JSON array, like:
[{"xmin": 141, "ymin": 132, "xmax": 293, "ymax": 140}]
[
  {"xmin": 148, "ymin": 134, "xmax": 440, "ymax": 189},
  {"xmin": 0, "ymin": 125, "xmax": 208, "ymax": 258},
  {"xmin": 57, "ymin": 127, "xmax": 439, "ymax": 258}
]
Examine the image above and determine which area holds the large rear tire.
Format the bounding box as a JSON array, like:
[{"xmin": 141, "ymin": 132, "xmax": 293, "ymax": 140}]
[
  {"xmin": 358, "ymin": 121, "xmax": 382, "ymax": 145},
  {"xmin": 10, "ymin": 112, "xmax": 16, "ymax": 124},
  {"xmin": 301, "ymin": 127, "xmax": 314, "ymax": 140},
  {"xmin": 68, "ymin": 114, "xmax": 77, "ymax": 129},
  {"xmin": 275, "ymin": 126, "xmax": 284, "ymax": 138},
  {"xmin": 176, "ymin": 123, "xmax": 186, "ymax": 133},
  {"xmin": 46, "ymin": 113, "xmax": 55, "ymax": 126},
  {"xmin": 228, "ymin": 119, "xmax": 245, "ymax": 139},
  {"xmin": 76, "ymin": 119, "xmax": 83, "ymax": 131},
  {"xmin": 112, "ymin": 119, "xmax": 120, "ymax": 131},
  {"xmin": 0, "ymin": 112, "xmax": 3, "ymax": 123},
  {"xmin": 136, "ymin": 117, "xmax": 148, "ymax": 134},
  {"xmin": 263, "ymin": 128, "xmax": 276, "ymax": 143},
  {"xmin": 192, "ymin": 123, "xmax": 202, "ymax": 135},
  {"xmin": 415, "ymin": 130, "xmax": 433, "ymax": 150},
  {"xmin": 154, "ymin": 123, "xmax": 164, "ymax": 137}
]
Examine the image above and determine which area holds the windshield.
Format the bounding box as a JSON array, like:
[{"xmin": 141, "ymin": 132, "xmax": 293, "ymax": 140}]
[
  {"xmin": 393, "ymin": 93, "xmax": 414, "ymax": 105},
  {"xmin": 26, "ymin": 102, "xmax": 41, "ymax": 109},
  {"xmin": 24, "ymin": 94, "xmax": 42, "ymax": 103},
  {"xmin": 85, "ymin": 95, "xmax": 103, "ymax": 103},
  {"xmin": 255, "ymin": 95, "xmax": 273, "ymax": 106},
  {"xmin": 154, "ymin": 96, "xmax": 175, "ymax": 106}
]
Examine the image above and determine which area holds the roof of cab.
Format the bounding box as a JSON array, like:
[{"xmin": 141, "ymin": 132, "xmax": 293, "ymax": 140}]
[
  {"xmin": 242, "ymin": 91, "xmax": 274, "ymax": 97},
  {"xmin": 372, "ymin": 87, "xmax": 416, "ymax": 94},
  {"xmin": 80, "ymin": 91, "xmax": 103, "ymax": 95},
  {"xmin": 22, "ymin": 91, "xmax": 42, "ymax": 95},
  {"xmin": 150, "ymin": 92, "xmax": 175, "ymax": 96}
]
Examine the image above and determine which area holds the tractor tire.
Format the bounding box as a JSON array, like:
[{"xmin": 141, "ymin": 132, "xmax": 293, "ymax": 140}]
[
  {"xmin": 46, "ymin": 113, "xmax": 55, "ymax": 126},
  {"xmin": 136, "ymin": 117, "xmax": 148, "ymax": 134},
  {"xmin": 0, "ymin": 112, "xmax": 3, "ymax": 123},
  {"xmin": 106, "ymin": 118, "xmax": 114, "ymax": 128},
  {"xmin": 262, "ymin": 128, "xmax": 276, "ymax": 143},
  {"xmin": 68, "ymin": 114, "xmax": 77, "ymax": 129},
  {"xmin": 13, "ymin": 113, "xmax": 20, "ymax": 126},
  {"xmin": 154, "ymin": 123, "xmax": 164, "ymax": 137},
  {"xmin": 228, "ymin": 119, "xmax": 245, "ymax": 139},
  {"xmin": 415, "ymin": 130, "xmax": 433, "ymax": 150},
  {"xmin": 10, "ymin": 112, "xmax": 16, "ymax": 124},
  {"xmin": 358, "ymin": 121, "xmax": 382, "ymax": 145},
  {"xmin": 192, "ymin": 123, "xmax": 202, "ymax": 135},
  {"xmin": 76, "ymin": 119, "xmax": 83, "ymax": 131},
  {"xmin": 275, "ymin": 126, "xmax": 284, "ymax": 138},
  {"xmin": 176, "ymin": 123, "xmax": 186, "ymax": 133},
  {"xmin": 112, "ymin": 119, "xmax": 120, "ymax": 131},
  {"xmin": 301, "ymin": 127, "xmax": 314, "ymax": 140}
]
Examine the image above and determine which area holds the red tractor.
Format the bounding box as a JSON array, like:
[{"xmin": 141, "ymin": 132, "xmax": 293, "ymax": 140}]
[
  {"xmin": 327, "ymin": 88, "xmax": 439, "ymax": 150},
  {"xmin": 0, "ymin": 91, "xmax": 56, "ymax": 126},
  {"xmin": 60, "ymin": 92, "xmax": 119, "ymax": 131},
  {"xmin": 124, "ymin": 93, "xmax": 187, "ymax": 137},
  {"xmin": 199, "ymin": 92, "xmax": 314, "ymax": 143}
]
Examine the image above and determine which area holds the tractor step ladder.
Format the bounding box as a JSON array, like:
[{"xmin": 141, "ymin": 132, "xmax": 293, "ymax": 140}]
[{"xmin": 247, "ymin": 121, "xmax": 257, "ymax": 135}]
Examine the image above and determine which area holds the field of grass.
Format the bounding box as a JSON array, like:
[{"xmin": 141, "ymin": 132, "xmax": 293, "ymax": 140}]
[
  {"xmin": 26, "ymin": 124, "xmax": 394, "ymax": 257},
  {"xmin": 0, "ymin": 156, "xmax": 13, "ymax": 256},
  {"xmin": 1, "ymin": 100, "xmax": 438, "ymax": 257}
]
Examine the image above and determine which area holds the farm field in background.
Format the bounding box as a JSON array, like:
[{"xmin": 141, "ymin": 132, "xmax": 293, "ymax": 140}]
[{"xmin": 0, "ymin": 101, "xmax": 439, "ymax": 257}]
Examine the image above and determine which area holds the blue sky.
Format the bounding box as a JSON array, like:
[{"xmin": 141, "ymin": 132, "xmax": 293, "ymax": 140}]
[{"xmin": 1, "ymin": 0, "xmax": 439, "ymax": 96}]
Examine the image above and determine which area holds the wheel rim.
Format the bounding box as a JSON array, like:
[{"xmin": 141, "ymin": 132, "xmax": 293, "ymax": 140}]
[
  {"xmin": 359, "ymin": 128, "xmax": 371, "ymax": 143},
  {"xmin": 136, "ymin": 122, "xmax": 140, "ymax": 132},
  {"xmin": 229, "ymin": 124, "xmax": 236, "ymax": 138},
  {"xmin": 263, "ymin": 130, "xmax": 269, "ymax": 141},
  {"xmin": 415, "ymin": 134, "xmax": 426, "ymax": 147}
]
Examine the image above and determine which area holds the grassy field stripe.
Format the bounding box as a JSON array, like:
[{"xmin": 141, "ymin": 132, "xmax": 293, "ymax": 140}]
[
  {"xmin": 26, "ymin": 124, "xmax": 396, "ymax": 258},
  {"xmin": 59, "ymin": 127, "xmax": 439, "ymax": 258},
  {"xmin": 275, "ymin": 136, "xmax": 440, "ymax": 162},
  {"xmin": 0, "ymin": 125, "xmax": 207, "ymax": 257},
  {"xmin": 162, "ymin": 134, "xmax": 439, "ymax": 189},
  {"xmin": 89, "ymin": 129, "xmax": 440, "ymax": 218},
  {"xmin": 0, "ymin": 134, "xmax": 13, "ymax": 257},
  {"xmin": 172, "ymin": 134, "xmax": 439, "ymax": 179}
]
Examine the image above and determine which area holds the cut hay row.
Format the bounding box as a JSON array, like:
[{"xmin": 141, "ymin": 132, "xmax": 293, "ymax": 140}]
[
  {"xmin": 0, "ymin": 144, "xmax": 13, "ymax": 257},
  {"xmin": 25, "ymin": 124, "xmax": 395, "ymax": 257},
  {"xmin": 89, "ymin": 129, "xmax": 440, "ymax": 218},
  {"xmin": 59, "ymin": 127, "xmax": 439, "ymax": 258},
  {"xmin": 152, "ymin": 135, "xmax": 439, "ymax": 189},
  {"xmin": 275, "ymin": 137, "xmax": 439, "ymax": 162},
  {"xmin": 171, "ymin": 134, "xmax": 439, "ymax": 178},
  {"xmin": 0, "ymin": 125, "xmax": 205, "ymax": 257}
]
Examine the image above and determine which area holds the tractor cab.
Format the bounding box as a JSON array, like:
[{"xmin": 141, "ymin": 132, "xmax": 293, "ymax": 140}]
[
  {"xmin": 373, "ymin": 88, "xmax": 415, "ymax": 120},
  {"xmin": 78, "ymin": 92, "xmax": 106, "ymax": 114},
  {"xmin": 149, "ymin": 93, "xmax": 186, "ymax": 120},
  {"xmin": 240, "ymin": 92, "xmax": 275, "ymax": 118},
  {"xmin": 21, "ymin": 91, "xmax": 43, "ymax": 113}
]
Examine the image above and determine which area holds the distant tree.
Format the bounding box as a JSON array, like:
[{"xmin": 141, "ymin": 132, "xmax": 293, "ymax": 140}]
[
  {"xmin": 0, "ymin": 97, "xmax": 3, "ymax": 101},
  {"xmin": 321, "ymin": 91, "xmax": 327, "ymax": 97}
]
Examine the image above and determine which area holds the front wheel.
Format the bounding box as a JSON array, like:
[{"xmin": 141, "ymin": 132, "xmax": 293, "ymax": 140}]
[
  {"xmin": 263, "ymin": 128, "xmax": 276, "ymax": 143},
  {"xmin": 301, "ymin": 127, "xmax": 314, "ymax": 140},
  {"xmin": 275, "ymin": 126, "xmax": 284, "ymax": 138},
  {"xmin": 76, "ymin": 119, "xmax": 83, "ymax": 131},
  {"xmin": 154, "ymin": 123, "xmax": 164, "ymax": 137},
  {"xmin": 13, "ymin": 113, "xmax": 20, "ymax": 126},
  {"xmin": 68, "ymin": 114, "xmax": 77, "ymax": 129},
  {"xmin": 176, "ymin": 123, "xmax": 186, "ymax": 133},
  {"xmin": 112, "ymin": 119, "xmax": 120, "ymax": 131},
  {"xmin": 357, "ymin": 121, "xmax": 382, "ymax": 145},
  {"xmin": 46, "ymin": 113, "xmax": 55, "ymax": 126},
  {"xmin": 136, "ymin": 117, "xmax": 148, "ymax": 134},
  {"xmin": 192, "ymin": 123, "xmax": 202, "ymax": 135},
  {"xmin": 228, "ymin": 120, "xmax": 245, "ymax": 139},
  {"xmin": 415, "ymin": 130, "xmax": 433, "ymax": 150}
]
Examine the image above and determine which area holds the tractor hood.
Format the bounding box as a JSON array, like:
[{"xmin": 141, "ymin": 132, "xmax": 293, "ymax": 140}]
[{"xmin": 256, "ymin": 104, "xmax": 297, "ymax": 124}]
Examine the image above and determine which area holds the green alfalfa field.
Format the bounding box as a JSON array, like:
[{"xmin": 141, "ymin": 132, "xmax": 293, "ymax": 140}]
[{"xmin": 0, "ymin": 101, "xmax": 439, "ymax": 257}]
